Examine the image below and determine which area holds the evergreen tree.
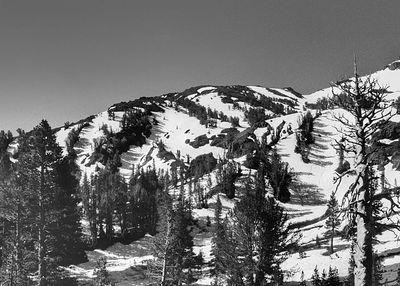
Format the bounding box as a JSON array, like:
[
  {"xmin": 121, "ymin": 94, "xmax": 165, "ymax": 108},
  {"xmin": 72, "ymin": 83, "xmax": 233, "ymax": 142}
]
[
  {"xmin": 80, "ymin": 173, "xmax": 98, "ymax": 248},
  {"xmin": 299, "ymin": 271, "xmax": 306, "ymax": 286},
  {"xmin": 0, "ymin": 130, "xmax": 13, "ymax": 181},
  {"xmin": 346, "ymin": 241, "xmax": 355, "ymax": 286},
  {"xmin": 93, "ymin": 258, "xmax": 114, "ymax": 286},
  {"xmin": 148, "ymin": 184, "xmax": 173, "ymax": 285},
  {"xmin": 0, "ymin": 171, "xmax": 34, "ymax": 285},
  {"xmin": 9, "ymin": 120, "xmax": 86, "ymax": 285},
  {"xmin": 331, "ymin": 59, "xmax": 398, "ymax": 286},
  {"xmin": 96, "ymin": 168, "xmax": 116, "ymax": 245},
  {"xmin": 325, "ymin": 192, "xmax": 341, "ymax": 253},
  {"xmin": 210, "ymin": 195, "xmax": 225, "ymax": 285},
  {"xmin": 51, "ymin": 156, "xmax": 87, "ymax": 266},
  {"xmin": 221, "ymin": 179, "xmax": 296, "ymax": 286},
  {"xmin": 326, "ymin": 266, "xmax": 340, "ymax": 286},
  {"xmin": 321, "ymin": 269, "xmax": 327, "ymax": 286},
  {"xmin": 311, "ymin": 266, "xmax": 321, "ymax": 286},
  {"xmin": 114, "ymin": 174, "xmax": 129, "ymax": 241},
  {"xmin": 18, "ymin": 120, "xmax": 62, "ymax": 286},
  {"xmin": 265, "ymin": 148, "xmax": 293, "ymax": 202},
  {"xmin": 169, "ymin": 200, "xmax": 197, "ymax": 285},
  {"xmin": 149, "ymin": 196, "xmax": 198, "ymax": 285}
]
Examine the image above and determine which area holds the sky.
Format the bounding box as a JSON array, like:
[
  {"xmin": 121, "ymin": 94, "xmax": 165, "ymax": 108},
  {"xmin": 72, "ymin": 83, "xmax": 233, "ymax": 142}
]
[{"xmin": 0, "ymin": 0, "xmax": 400, "ymax": 133}]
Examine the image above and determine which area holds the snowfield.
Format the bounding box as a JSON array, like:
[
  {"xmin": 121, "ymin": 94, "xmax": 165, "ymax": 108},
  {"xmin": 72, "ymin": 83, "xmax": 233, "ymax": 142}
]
[{"xmin": 53, "ymin": 64, "xmax": 400, "ymax": 285}]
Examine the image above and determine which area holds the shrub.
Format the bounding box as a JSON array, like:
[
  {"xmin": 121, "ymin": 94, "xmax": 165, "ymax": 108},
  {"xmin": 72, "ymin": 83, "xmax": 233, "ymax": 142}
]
[{"xmin": 187, "ymin": 153, "xmax": 217, "ymax": 178}]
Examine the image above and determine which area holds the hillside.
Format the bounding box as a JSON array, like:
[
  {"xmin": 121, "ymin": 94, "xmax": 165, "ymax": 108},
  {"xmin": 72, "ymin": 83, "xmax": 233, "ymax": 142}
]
[{"xmin": 3, "ymin": 62, "xmax": 400, "ymax": 285}]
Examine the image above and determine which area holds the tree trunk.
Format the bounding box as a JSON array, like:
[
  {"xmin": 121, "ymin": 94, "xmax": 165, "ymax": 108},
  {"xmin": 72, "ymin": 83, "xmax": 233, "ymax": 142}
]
[
  {"xmin": 161, "ymin": 216, "xmax": 171, "ymax": 286},
  {"xmin": 354, "ymin": 162, "xmax": 373, "ymax": 286},
  {"xmin": 38, "ymin": 165, "xmax": 47, "ymax": 286},
  {"xmin": 91, "ymin": 187, "xmax": 97, "ymax": 248},
  {"xmin": 255, "ymin": 271, "xmax": 264, "ymax": 286},
  {"xmin": 15, "ymin": 201, "xmax": 22, "ymax": 284},
  {"xmin": 354, "ymin": 194, "xmax": 373, "ymax": 286}
]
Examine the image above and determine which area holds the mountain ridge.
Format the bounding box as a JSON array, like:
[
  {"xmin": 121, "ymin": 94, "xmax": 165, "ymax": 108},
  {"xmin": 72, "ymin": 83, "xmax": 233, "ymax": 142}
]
[{"xmin": 4, "ymin": 60, "xmax": 400, "ymax": 285}]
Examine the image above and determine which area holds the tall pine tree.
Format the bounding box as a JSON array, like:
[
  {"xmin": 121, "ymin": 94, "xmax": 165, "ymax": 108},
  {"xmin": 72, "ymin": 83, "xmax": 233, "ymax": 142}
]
[{"xmin": 325, "ymin": 192, "xmax": 341, "ymax": 254}]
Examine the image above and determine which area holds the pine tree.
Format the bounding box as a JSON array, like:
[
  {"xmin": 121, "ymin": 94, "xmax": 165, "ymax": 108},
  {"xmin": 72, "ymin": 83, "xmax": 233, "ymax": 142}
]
[
  {"xmin": 0, "ymin": 171, "xmax": 33, "ymax": 285},
  {"xmin": 18, "ymin": 120, "xmax": 62, "ymax": 286},
  {"xmin": 311, "ymin": 266, "xmax": 321, "ymax": 286},
  {"xmin": 211, "ymin": 195, "xmax": 225, "ymax": 284},
  {"xmin": 326, "ymin": 266, "xmax": 340, "ymax": 286},
  {"xmin": 149, "ymin": 195, "xmax": 197, "ymax": 285},
  {"xmin": 331, "ymin": 59, "xmax": 397, "ymax": 286},
  {"xmin": 221, "ymin": 179, "xmax": 296, "ymax": 286},
  {"xmin": 114, "ymin": 174, "xmax": 129, "ymax": 241},
  {"xmin": 0, "ymin": 130, "xmax": 13, "ymax": 181},
  {"xmin": 346, "ymin": 240, "xmax": 355, "ymax": 286},
  {"xmin": 93, "ymin": 258, "xmax": 114, "ymax": 286},
  {"xmin": 265, "ymin": 148, "xmax": 293, "ymax": 202},
  {"xmin": 11, "ymin": 120, "xmax": 86, "ymax": 285},
  {"xmin": 51, "ymin": 156, "xmax": 87, "ymax": 266},
  {"xmin": 148, "ymin": 183, "xmax": 173, "ymax": 285},
  {"xmin": 325, "ymin": 192, "xmax": 341, "ymax": 253},
  {"xmin": 299, "ymin": 271, "xmax": 307, "ymax": 286},
  {"xmin": 316, "ymin": 235, "xmax": 321, "ymax": 248},
  {"xmin": 80, "ymin": 173, "xmax": 98, "ymax": 248},
  {"xmin": 321, "ymin": 268, "xmax": 327, "ymax": 286},
  {"xmin": 169, "ymin": 200, "xmax": 197, "ymax": 285}
]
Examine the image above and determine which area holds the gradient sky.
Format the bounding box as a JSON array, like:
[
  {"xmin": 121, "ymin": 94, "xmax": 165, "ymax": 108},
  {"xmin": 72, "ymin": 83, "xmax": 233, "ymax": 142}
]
[{"xmin": 1, "ymin": 0, "xmax": 400, "ymax": 133}]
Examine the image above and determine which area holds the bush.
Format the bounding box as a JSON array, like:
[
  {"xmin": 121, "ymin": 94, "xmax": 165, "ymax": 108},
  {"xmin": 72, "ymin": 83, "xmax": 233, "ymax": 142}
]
[
  {"xmin": 188, "ymin": 153, "xmax": 217, "ymax": 178},
  {"xmin": 189, "ymin": 134, "xmax": 209, "ymax": 148}
]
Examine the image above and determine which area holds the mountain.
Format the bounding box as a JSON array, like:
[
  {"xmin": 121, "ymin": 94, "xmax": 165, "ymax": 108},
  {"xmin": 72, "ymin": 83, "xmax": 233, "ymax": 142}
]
[{"xmin": 5, "ymin": 61, "xmax": 400, "ymax": 285}]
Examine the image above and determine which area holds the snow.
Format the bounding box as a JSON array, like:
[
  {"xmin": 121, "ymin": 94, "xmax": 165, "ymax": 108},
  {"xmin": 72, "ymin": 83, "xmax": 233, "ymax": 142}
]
[
  {"xmin": 282, "ymin": 244, "xmax": 351, "ymax": 281},
  {"xmin": 194, "ymin": 92, "xmax": 249, "ymax": 126},
  {"xmin": 248, "ymin": 85, "xmax": 299, "ymax": 102},
  {"xmin": 150, "ymin": 107, "xmax": 227, "ymax": 166},
  {"xmin": 66, "ymin": 237, "xmax": 154, "ymax": 284},
  {"xmin": 56, "ymin": 124, "xmax": 78, "ymax": 156},
  {"xmin": 198, "ymin": 86, "xmax": 216, "ymax": 93},
  {"xmin": 52, "ymin": 77, "xmax": 400, "ymax": 285}
]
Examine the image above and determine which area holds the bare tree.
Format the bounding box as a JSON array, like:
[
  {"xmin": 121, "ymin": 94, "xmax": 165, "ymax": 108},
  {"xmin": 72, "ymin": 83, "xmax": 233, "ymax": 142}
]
[{"xmin": 331, "ymin": 58, "xmax": 400, "ymax": 286}]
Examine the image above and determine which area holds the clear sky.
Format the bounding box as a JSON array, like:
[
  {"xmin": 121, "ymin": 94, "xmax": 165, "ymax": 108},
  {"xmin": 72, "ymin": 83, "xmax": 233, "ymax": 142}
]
[{"xmin": 0, "ymin": 0, "xmax": 400, "ymax": 133}]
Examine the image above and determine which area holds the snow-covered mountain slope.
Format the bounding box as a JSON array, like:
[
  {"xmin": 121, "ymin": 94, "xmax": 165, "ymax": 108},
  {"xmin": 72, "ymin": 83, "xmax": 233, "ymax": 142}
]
[
  {"xmin": 43, "ymin": 67, "xmax": 400, "ymax": 285},
  {"xmin": 305, "ymin": 60, "xmax": 400, "ymax": 104}
]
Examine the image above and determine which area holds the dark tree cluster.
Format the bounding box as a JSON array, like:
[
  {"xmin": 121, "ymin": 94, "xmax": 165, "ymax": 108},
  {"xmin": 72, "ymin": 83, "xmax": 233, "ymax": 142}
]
[
  {"xmin": 90, "ymin": 109, "xmax": 153, "ymax": 170},
  {"xmin": 0, "ymin": 121, "xmax": 87, "ymax": 286},
  {"xmin": 310, "ymin": 265, "xmax": 341, "ymax": 286},
  {"xmin": 148, "ymin": 183, "xmax": 202, "ymax": 285},
  {"xmin": 214, "ymin": 160, "xmax": 242, "ymax": 199},
  {"xmin": 211, "ymin": 177, "xmax": 297, "ymax": 286},
  {"xmin": 110, "ymin": 97, "xmax": 164, "ymax": 113},
  {"xmin": 217, "ymin": 85, "xmax": 295, "ymax": 114},
  {"xmin": 305, "ymin": 97, "xmax": 333, "ymax": 111},
  {"xmin": 65, "ymin": 122, "xmax": 91, "ymax": 156},
  {"xmin": 295, "ymin": 111, "xmax": 316, "ymax": 163},
  {"xmin": 80, "ymin": 165, "xmax": 162, "ymax": 248},
  {"xmin": 187, "ymin": 153, "xmax": 217, "ymax": 179},
  {"xmin": 176, "ymin": 97, "xmax": 239, "ymax": 127},
  {"xmin": 244, "ymin": 133, "xmax": 294, "ymax": 203},
  {"xmin": 244, "ymin": 107, "xmax": 274, "ymax": 127},
  {"xmin": 0, "ymin": 130, "xmax": 14, "ymax": 181}
]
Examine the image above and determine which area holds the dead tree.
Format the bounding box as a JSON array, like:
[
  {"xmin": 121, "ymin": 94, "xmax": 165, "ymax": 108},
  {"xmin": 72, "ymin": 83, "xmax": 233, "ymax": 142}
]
[{"xmin": 331, "ymin": 58, "xmax": 400, "ymax": 286}]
